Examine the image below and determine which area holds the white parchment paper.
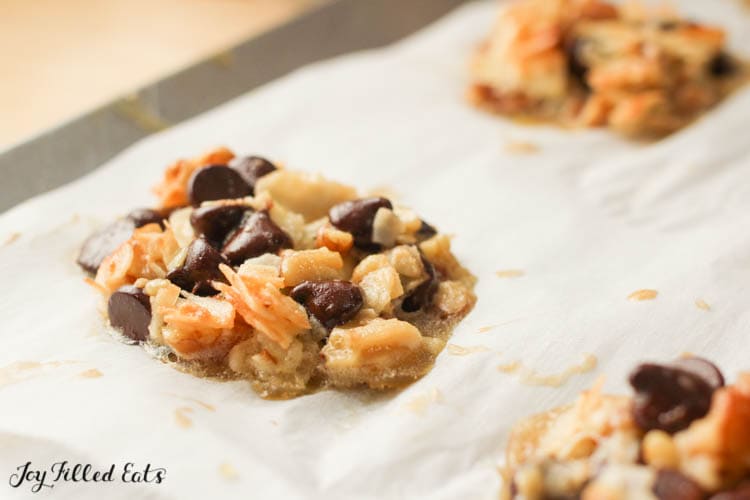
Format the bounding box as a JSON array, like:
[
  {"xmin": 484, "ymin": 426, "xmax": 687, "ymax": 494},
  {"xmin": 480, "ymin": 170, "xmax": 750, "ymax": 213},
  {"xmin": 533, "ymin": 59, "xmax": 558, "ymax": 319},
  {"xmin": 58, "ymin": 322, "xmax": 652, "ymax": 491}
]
[{"xmin": 2, "ymin": 1, "xmax": 750, "ymax": 498}]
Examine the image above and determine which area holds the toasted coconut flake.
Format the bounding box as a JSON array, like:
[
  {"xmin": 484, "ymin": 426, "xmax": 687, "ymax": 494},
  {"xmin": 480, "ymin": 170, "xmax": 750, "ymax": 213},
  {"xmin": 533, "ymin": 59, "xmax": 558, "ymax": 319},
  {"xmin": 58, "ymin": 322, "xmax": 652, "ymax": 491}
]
[{"xmin": 216, "ymin": 264, "xmax": 310, "ymax": 349}]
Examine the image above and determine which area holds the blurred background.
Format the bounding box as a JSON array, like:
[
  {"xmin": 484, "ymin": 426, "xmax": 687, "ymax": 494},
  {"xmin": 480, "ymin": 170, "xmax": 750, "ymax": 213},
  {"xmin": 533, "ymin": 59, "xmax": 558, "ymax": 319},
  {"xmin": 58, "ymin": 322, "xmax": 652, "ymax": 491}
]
[{"xmin": 0, "ymin": 0, "xmax": 326, "ymax": 149}]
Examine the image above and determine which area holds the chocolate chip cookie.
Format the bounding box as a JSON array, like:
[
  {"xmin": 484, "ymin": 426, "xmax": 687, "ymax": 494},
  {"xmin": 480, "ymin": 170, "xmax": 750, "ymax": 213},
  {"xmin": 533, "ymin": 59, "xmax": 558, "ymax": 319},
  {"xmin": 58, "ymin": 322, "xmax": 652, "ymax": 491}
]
[
  {"xmin": 502, "ymin": 357, "xmax": 750, "ymax": 499},
  {"xmin": 469, "ymin": 0, "xmax": 746, "ymax": 137},
  {"xmin": 79, "ymin": 147, "xmax": 476, "ymax": 399}
]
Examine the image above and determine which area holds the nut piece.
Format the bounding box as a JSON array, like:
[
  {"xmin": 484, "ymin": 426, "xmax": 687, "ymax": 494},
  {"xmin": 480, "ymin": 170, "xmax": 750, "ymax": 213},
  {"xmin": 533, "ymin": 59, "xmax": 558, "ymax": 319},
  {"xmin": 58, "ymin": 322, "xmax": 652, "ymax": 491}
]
[
  {"xmin": 351, "ymin": 254, "xmax": 404, "ymax": 314},
  {"xmin": 371, "ymin": 207, "xmax": 402, "ymax": 248},
  {"xmin": 419, "ymin": 234, "xmax": 474, "ymax": 285},
  {"xmin": 281, "ymin": 248, "xmax": 344, "ymax": 287},
  {"xmin": 642, "ymin": 430, "xmax": 679, "ymax": 469},
  {"xmin": 433, "ymin": 280, "xmax": 474, "ymax": 316},
  {"xmin": 323, "ymin": 318, "xmax": 423, "ymax": 370},
  {"xmin": 254, "ymin": 170, "xmax": 357, "ymax": 221},
  {"xmin": 315, "ymin": 223, "xmax": 354, "ymax": 253}
]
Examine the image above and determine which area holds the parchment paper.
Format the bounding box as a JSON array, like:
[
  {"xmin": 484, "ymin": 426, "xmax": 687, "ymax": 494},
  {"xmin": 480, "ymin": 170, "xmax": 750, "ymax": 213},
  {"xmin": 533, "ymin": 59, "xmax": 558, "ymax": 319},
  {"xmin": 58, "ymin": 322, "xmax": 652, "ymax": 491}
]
[{"xmin": 2, "ymin": 1, "xmax": 750, "ymax": 498}]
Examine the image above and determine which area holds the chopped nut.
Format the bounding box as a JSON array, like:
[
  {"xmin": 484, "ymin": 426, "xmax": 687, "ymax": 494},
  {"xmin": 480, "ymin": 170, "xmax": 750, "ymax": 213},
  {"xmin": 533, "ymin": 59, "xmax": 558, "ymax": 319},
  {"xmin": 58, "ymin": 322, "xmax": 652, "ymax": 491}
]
[
  {"xmin": 358, "ymin": 266, "xmax": 404, "ymax": 314},
  {"xmin": 269, "ymin": 201, "xmax": 306, "ymax": 248},
  {"xmin": 323, "ymin": 318, "xmax": 423, "ymax": 370},
  {"xmin": 280, "ymin": 248, "xmax": 344, "ymax": 287},
  {"xmin": 254, "ymin": 170, "xmax": 357, "ymax": 221},
  {"xmin": 387, "ymin": 245, "xmax": 424, "ymax": 279},
  {"xmin": 351, "ymin": 254, "xmax": 389, "ymax": 283},
  {"xmin": 434, "ymin": 280, "xmax": 473, "ymax": 316},
  {"xmin": 371, "ymin": 207, "xmax": 402, "ymax": 247},
  {"xmin": 168, "ymin": 208, "xmax": 195, "ymax": 248},
  {"xmin": 642, "ymin": 430, "xmax": 679, "ymax": 469},
  {"xmin": 419, "ymin": 234, "xmax": 474, "ymax": 285},
  {"xmin": 316, "ymin": 222, "xmax": 354, "ymax": 253}
]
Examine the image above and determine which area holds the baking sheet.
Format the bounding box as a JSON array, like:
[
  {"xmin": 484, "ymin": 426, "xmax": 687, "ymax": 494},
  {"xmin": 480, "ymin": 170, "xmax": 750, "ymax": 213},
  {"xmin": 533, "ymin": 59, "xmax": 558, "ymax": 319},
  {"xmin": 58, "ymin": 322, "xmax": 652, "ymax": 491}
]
[{"xmin": 2, "ymin": 1, "xmax": 750, "ymax": 498}]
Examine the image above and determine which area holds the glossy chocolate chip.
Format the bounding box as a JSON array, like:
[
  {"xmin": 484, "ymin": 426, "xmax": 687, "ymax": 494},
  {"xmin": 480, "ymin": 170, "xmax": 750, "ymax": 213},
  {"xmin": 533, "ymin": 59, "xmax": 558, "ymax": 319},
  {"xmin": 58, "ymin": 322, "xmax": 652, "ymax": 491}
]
[
  {"xmin": 187, "ymin": 165, "xmax": 252, "ymax": 206},
  {"xmin": 566, "ymin": 38, "xmax": 590, "ymax": 89},
  {"xmin": 415, "ymin": 220, "xmax": 437, "ymax": 241},
  {"xmin": 290, "ymin": 280, "xmax": 363, "ymax": 330},
  {"xmin": 401, "ymin": 254, "xmax": 439, "ymax": 313},
  {"xmin": 629, "ymin": 362, "xmax": 715, "ymax": 433},
  {"xmin": 672, "ymin": 357, "xmax": 724, "ymax": 391},
  {"xmin": 230, "ymin": 156, "xmax": 277, "ymax": 191},
  {"xmin": 76, "ymin": 218, "xmax": 135, "ymax": 274},
  {"xmin": 221, "ymin": 210, "xmax": 292, "ymax": 265},
  {"xmin": 653, "ymin": 470, "xmax": 704, "ymax": 500},
  {"xmin": 709, "ymin": 52, "xmax": 736, "ymax": 77},
  {"xmin": 167, "ymin": 237, "xmax": 228, "ymax": 295},
  {"xmin": 328, "ymin": 197, "xmax": 392, "ymax": 248},
  {"xmin": 107, "ymin": 285, "xmax": 152, "ymax": 342},
  {"xmin": 710, "ymin": 482, "xmax": 750, "ymax": 500},
  {"xmin": 189, "ymin": 205, "xmax": 248, "ymax": 245},
  {"xmin": 127, "ymin": 208, "xmax": 170, "ymax": 228}
]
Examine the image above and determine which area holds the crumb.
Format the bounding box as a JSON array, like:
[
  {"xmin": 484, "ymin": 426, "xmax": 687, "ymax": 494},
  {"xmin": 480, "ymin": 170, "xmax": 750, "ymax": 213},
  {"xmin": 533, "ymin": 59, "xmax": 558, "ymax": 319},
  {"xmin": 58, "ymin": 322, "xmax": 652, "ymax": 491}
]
[
  {"xmin": 695, "ymin": 298, "xmax": 711, "ymax": 311},
  {"xmin": 175, "ymin": 407, "xmax": 194, "ymax": 429},
  {"xmin": 498, "ymin": 361, "xmax": 521, "ymax": 373},
  {"xmin": 628, "ymin": 289, "xmax": 658, "ymax": 301},
  {"xmin": 2, "ymin": 232, "xmax": 20, "ymax": 246},
  {"xmin": 478, "ymin": 325, "xmax": 497, "ymax": 333},
  {"xmin": 497, "ymin": 354, "xmax": 597, "ymax": 387},
  {"xmin": 404, "ymin": 388, "xmax": 444, "ymax": 415},
  {"xmin": 447, "ymin": 344, "xmax": 491, "ymax": 356},
  {"xmin": 496, "ymin": 269, "xmax": 525, "ymax": 278},
  {"xmin": 79, "ymin": 368, "xmax": 103, "ymax": 378},
  {"xmin": 218, "ymin": 462, "xmax": 239, "ymax": 480},
  {"xmin": 505, "ymin": 141, "xmax": 540, "ymax": 154}
]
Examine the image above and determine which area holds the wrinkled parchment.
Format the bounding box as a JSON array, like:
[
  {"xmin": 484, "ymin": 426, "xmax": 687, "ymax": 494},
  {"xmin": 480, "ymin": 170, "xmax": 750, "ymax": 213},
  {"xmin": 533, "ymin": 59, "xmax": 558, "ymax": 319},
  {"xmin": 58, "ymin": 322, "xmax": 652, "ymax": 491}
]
[{"xmin": 1, "ymin": 1, "xmax": 750, "ymax": 498}]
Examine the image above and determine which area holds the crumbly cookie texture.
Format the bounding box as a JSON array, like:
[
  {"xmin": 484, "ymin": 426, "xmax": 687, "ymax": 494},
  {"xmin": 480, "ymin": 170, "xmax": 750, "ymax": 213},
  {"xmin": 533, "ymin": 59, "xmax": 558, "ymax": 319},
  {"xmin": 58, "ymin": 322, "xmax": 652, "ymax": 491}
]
[
  {"xmin": 470, "ymin": 0, "xmax": 746, "ymax": 138},
  {"xmin": 78, "ymin": 148, "xmax": 476, "ymax": 399},
  {"xmin": 502, "ymin": 357, "xmax": 750, "ymax": 499}
]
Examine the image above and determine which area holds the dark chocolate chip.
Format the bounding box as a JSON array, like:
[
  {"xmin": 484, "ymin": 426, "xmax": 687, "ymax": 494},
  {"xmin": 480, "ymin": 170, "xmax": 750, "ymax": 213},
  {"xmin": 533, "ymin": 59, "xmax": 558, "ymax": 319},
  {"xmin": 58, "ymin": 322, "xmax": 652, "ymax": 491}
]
[
  {"xmin": 401, "ymin": 254, "xmax": 439, "ymax": 313},
  {"xmin": 709, "ymin": 482, "xmax": 750, "ymax": 500},
  {"xmin": 328, "ymin": 197, "xmax": 392, "ymax": 248},
  {"xmin": 416, "ymin": 220, "xmax": 438, "ymax": 241},
  {"xmin": 566, "ymin": 38, "xmax": 591, "ymax": 89},
  {"xmin": 189, "ymin": 205, "xmax": 249, "ymax": 245},
  {"xmin": 709, "ymin": 52, "xmax": 736, "ymax": 77},
  {"xmin": 653, "ymin": 470, "xmax": 704, "ymax": 500},
  {"xmin": 672, "ymin": 357, "xmax": 724, "ymax": 391},
  {"xmin": 107, "ymin": 285, "xmax": 152, "ymax": 342},
  {"xmin": 166, "ymin": 237, "xmax": 228, "ymax": 295},
  {"xmin": 187, "ymin": 165, "xmax": 252, "ymax": 206},
  {"xmin": 629, "ymin": 362, "xmax": 715, "ymax": 433},
  {"xmin": 290, "ymin": 280, "xmax": 363, "ymax": 330},
  {"xmin": 230, "ymin": 156, "xmax": 277, "ymax": 191},
  {"xmin": 221, "ymin": 210, "xmax": 292, "ymax": 265},
  {"xmin": 127, "ymin": 208, "xmax": 170, "ymax": 228},
  {"xmin": 76, "ymin": 218, "xmax": 135, "ymax": 274}
]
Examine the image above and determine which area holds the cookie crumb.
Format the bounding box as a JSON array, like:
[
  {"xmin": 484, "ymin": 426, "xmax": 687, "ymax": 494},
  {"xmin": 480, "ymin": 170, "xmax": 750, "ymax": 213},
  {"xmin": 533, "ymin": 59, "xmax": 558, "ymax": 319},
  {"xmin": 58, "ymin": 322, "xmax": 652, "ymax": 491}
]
[
  {"xmin": 496, "ymin": 269, "xmax": 525, "ymax": 278},
  {"xmin": 2, "ymin": 232, "xmax": 20, "ymax": 246},
  {"xmin": 218, "ymin": 462, "xmax": 239, "ymax": 480},
  {"xmin": 695, "ymin": 298, "xmax": 711, "ymax": 311},
  {"xmin": 478, "ymin": 325, "xmax": 497, "ymax": 333},
  {"xmin": 628, "ymin": 289, "xmax": 658, "ymax": 301},
  {"xmin": 498, "ymin": 361, "xmax": 521, "ymax": 373},
  {"xmin": 505, "ymin": 141, "xmax": 539, "ymax": 154},
  {"xmin": 447, "ymin": 344, "xmax": 491, "ymax": 356},
  {"xmin": 404, "ymin": 388, "xmax": 444, "ymax": 415},
  {"xmin": 498, "ymin": 354, "xmax": 597, "ymax": 387},
  {"xmin": 79, "ymin": 368, "xmax": 103, "ymax": 378},
  {"xmin": 175, "ymin": 407, "xmax": 194, "ymax": 429}
]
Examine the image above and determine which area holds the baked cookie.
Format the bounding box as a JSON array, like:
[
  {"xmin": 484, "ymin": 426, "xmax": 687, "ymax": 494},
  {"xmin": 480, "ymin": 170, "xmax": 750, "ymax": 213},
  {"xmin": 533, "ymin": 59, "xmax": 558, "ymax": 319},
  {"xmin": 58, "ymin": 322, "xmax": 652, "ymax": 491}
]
[
  {"xmin": 502, "ymin": 357, "xmax": 750, "ymax": 499},
  {"xmin": 78, "ymin": 147, "xmax": 476, "ymax": 398},
  {"xmin": 470, "ymin": 0, "xmax": 746, "ymax": 137}
]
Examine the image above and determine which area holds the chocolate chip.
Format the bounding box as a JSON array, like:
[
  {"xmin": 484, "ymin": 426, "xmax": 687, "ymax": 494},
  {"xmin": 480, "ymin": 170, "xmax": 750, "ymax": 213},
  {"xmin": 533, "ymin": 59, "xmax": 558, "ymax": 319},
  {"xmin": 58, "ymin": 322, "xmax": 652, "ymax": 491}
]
[
  {"xmin": 221, "ymin": 210, "xmax": 292, "ymax": 265},
  {"xmin": 653, "ymin": 470, "xmax": 704, "ymax": 500},
  {"xmin": 107, "ymin": 285, "xmax": 152, "ymax": 342},
  {"xmin": 230, "ymin": 156, "xmax": 277, "ymax": 191},
  {"xmin": 710, "ymin": 482, "xmax": 750, "ymax": 500},
  {"xmin": 672, "ymin": 357, "xmax": 724, "ymax": 391},
  {"xmin": 709, "ymin": 52, "xmax": 736, "ymax": 77},
  {"xmin": 76, "ymin": 218, "xmax": 135, "ymax": 274},
  {"xmin": 629, "ymin": 362, "xmax": 715, "ymax": 433},
  {"xmin": 290, "ymin": 280, "xmax": 363, "ymax": 330},
  {"xmin": 566, "ymin": 38, "xmax": 590, "ymax": 89},
  {"xmin": 328, "ymin": 197, "xmax": 393, "ymax": 248},
  {"xmin": 401, "ymin": 254, "xmax": 439, "ymax": 313},
  {"xmin": 187, "ymin": 165, "xmax": 252, "ymax": 206},
  {"xmin": 189, "ymin": 205, "xmax": 248, "ymax": 245},
  {"xmin": 127, "ymin": 208, "xmax": 170, "ymax": 228},
  {"xmin": 167, "ymin": 237, "xmax": 228, "ymax": 295},
  {"xmin": 416, "ymin": 220, "xmax": 437, "ymax": 241}
]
